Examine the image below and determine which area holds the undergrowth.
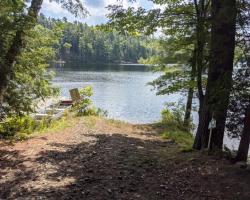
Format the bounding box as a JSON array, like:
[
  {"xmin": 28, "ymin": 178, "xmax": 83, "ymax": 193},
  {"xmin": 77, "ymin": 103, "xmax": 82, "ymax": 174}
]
[
  {"xmin": 160, "ymin": 106, "xmax": 194, "ymax": 152},
  {"xmin": 0, "ymin": 112, "xmax": 73, "ymax": 141}
]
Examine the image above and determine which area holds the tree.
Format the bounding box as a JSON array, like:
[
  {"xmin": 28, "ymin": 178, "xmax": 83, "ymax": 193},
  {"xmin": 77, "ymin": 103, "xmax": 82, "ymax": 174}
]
[
  {"xmin": 0, "ymin": 0, "xmax": 43, "ymax": 110},
  {"xmin": 227, "ymin": 0, "xmax": 250, "ymax": 161},
  {"xmin": 227, "ymin": 58, "xmax": 250, "ymax": 143},
  {"xmin": 184, "ymin": 48, "xmax": 196, "ymax": 127},
  {"xmin": 3, "ymin": 25, "xmax": 61, "ymax": 117},
  {"xmin": 147, "ymin": 36, "xmax": 197, "ymax": 127},
  {"xmin": 230, "ymin": 60, "xmax": 250, "ymax": 161},
  {"xmin": 193, "ymin": 0, "xmax": 237, "ymax": 150},
  {"xmin": 106, "ymin": 0, "xmax": 211, "ymax": 128},
  {"xmin": 0, "ymin": 0, "xmax": 87, "ymax": 118},
  {"xmin": 235, "ymin": 105, "xmax": 250, "ymax": 162}
]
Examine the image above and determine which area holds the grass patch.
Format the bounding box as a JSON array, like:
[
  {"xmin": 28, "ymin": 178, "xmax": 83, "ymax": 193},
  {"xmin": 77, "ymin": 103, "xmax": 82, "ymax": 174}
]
[
  {"xmin": 13, "ymin": 117, "xmax": 72, "ymax": 141},
  {"xmin": 36, "ymin": 115, "xmax": 73, "ymax": 134},
  {"xmin": 160, "ymin": 122, "xmax": 194, "ymax": 152},
  {"xmin": 161, "ymin": 130, "xmax": 193, "ymax": 152},
  {"xmin": 159, "ymin": 107, "xmax": 194, "ymax": 152}
]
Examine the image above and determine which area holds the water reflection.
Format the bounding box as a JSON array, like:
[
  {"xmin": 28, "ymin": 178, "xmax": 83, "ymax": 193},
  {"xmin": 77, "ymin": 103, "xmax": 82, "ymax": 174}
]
[
  {"xmin": 51, "ymin": 63, "xmax": 180, "ymax": 124},
  {"xmin": 53, "ymin": 62, "xmax": 152, "ymax": 72}
]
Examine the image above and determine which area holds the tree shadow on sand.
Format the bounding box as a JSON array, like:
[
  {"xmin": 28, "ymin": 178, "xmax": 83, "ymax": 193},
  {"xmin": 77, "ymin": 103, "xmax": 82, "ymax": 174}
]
[{"xmin": 1, "ymin": 133, "xmax": 250, "ymax": 200}]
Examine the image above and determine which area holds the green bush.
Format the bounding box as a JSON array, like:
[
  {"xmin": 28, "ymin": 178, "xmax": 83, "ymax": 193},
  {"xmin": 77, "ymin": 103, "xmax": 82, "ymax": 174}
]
[
  {"xmin": 0, "ymin": 116, "xmax": 33, "ymax": 137},
  {"xmin": 72, "ymin": 86, "xmax": 108, "ymax": 117},
  {"xmin": 161, "ymin": 108, "xmax": 175, "ymax": 124},
  {"xmin": 161, "ymin": 102, "xmax": 194, "ymax": 131},
  {"xmin": 0, "ymin": 116, "xmax": 51, "ymax": 138}
]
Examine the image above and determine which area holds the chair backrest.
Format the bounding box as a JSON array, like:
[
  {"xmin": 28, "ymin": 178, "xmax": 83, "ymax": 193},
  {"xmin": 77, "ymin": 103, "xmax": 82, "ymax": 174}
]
[{"xmin": 69, "ymin": 88, "xmax": 81, "ymax": 102}]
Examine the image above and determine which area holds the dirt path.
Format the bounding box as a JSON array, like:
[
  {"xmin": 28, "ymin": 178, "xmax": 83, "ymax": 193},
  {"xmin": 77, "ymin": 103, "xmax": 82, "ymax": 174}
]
[{"xmin": 1, "ymin": 116, "xmax": 250, "ymax": 200}]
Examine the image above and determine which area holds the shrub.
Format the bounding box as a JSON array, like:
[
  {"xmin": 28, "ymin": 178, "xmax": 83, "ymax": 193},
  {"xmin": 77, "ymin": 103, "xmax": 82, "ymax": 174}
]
[
  {"xmin": 161, "ymin": 108, "xmax": 175, "ymax": 124},
  {"xmin": 0, "ymin": 115, "xmax": 52, "ymax": 139},
  {"xmin": 161, "ymin": 102, "xmax": 194, "ymax": 131},
  {"xmin": 72, "ymin": 86, "xmax": 108, "ymax": 117}
]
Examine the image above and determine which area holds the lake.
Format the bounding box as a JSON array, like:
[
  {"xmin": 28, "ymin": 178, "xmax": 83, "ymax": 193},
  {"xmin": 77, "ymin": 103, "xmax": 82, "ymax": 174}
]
[{"xmin": 51, "ymin": 63, "xmax": 182, "ymax": 124}]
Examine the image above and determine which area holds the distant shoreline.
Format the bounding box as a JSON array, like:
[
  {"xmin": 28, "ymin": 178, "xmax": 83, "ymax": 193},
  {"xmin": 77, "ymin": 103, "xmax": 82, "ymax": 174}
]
[{"xmin": 51, "ymin": 60, "xmax": 147, "ymax": 66}]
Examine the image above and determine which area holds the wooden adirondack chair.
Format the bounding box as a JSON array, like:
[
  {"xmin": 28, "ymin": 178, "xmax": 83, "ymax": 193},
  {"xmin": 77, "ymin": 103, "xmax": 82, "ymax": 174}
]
[{"xmin": 69, "ymin": 88, "xmax": 82, "ymax": 103}]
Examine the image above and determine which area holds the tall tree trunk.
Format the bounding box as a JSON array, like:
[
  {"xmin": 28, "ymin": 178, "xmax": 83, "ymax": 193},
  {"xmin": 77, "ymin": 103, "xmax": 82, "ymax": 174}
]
[
  {"xmin": 193, "ymin": 27, "xmax": 205, "ymax": 149},
  {"xmin": 193, "ymin": 0, "xmax": 206, "ymax": 149},
  {"xmin": 0, "ymin": 0, "xmax": 43, "ymax": 110},
  {"xmin": 235, "ymin": 105, "xmax": 250, "ymax": 162},
  {"xmin": 196, "ymin": 22, "xmax": 205, "ymax": 105},
  {"xmin": 184, "ymin": 88, "xmax": 194, "ymax": 127},
  {"xmin": 184, "ymin": 48, "xmax": 196, "ymax": 127},
  {"xmin": 197, "ymin": 0, "xmax": 237, "ymax": 150}
]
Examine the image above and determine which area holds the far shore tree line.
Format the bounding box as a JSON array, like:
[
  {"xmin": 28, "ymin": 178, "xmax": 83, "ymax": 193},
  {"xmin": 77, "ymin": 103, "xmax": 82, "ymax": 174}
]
[
  {"xmin": 39, "ymin": 14, "xmax": 156, "ymax": 64},
  {"xmin": 0, "ymin": 0, "xmax": 250, "ymax": 162}
]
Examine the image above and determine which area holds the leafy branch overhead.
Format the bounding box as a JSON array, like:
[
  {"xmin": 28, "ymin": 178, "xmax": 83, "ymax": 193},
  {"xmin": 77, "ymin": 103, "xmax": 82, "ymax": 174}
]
[
  {"xmin": 50, "ymin": 0, "xmax": 89, "ymax": 17},
  {"xmin": 106, "ymin": 1, "xmax": 197, "ymax": 36}
]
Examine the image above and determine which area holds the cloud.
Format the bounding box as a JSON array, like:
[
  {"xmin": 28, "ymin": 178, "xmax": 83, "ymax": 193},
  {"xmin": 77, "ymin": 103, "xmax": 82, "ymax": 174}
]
[
  {"xmin": 40, "ymin": 0, "xmax": 151, "ymax": 25},
  {"xmin": 41, "ymin": 0, "xmax": 76, "ymax": 21},
  {"xmin": 85, "ymin": 0, "xmax": 105, "ymax": 8}
]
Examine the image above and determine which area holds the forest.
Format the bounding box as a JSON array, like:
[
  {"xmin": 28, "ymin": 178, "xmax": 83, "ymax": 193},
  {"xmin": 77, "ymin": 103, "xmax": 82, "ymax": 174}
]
[
  {"xmin": 39, "ymin": 14, "xmax": 156, "ymax": 64},
  {"xmin": 0, "ymin": 0, "xmax": 250, "ymax": 199}
]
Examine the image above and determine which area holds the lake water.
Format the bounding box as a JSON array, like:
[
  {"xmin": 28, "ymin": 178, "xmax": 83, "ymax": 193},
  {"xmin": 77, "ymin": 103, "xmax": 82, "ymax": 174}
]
[{"xmin": 51, "ymin": 63, "xmax": 182, "ymax": 124}]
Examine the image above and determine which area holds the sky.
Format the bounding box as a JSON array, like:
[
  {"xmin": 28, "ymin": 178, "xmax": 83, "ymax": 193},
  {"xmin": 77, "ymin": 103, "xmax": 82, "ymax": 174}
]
[{"xmin": 40, "ymin": 0, "xmax": 155, "ymax": 25}]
